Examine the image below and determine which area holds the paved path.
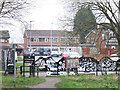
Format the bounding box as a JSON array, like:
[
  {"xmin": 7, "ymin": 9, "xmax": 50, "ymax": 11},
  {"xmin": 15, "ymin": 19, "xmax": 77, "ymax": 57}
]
[{"xmin": 26, "ymin": 77, "xmax": 61, "ymax": 88}]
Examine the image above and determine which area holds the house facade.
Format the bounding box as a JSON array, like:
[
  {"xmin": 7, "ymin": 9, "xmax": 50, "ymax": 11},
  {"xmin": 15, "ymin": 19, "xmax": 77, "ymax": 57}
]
[
  {"xmin": 0, "ymin": 30, "xmax": 10, "ymax": 70},
  {"xmin": 0, "ymin": 30, "xmax": 10, "ymax": 50},
  {"xmin": 24, "ymin": 30, "xmax": 80, "ymax": 52},
  {"xmin": 85, "ymin": 28, "xmax": 118, "ymax": 57}
]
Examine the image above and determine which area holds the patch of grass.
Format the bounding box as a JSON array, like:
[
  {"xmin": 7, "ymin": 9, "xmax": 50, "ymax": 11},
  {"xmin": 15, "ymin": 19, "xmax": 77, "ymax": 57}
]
[
  {"xmin": 46, "ymin": 75, "xmax": 66, "ymax": 78},
  {"xmin": 17, "ymin": 67, "xmax": 43, "ymax": 73},
  {"xmin": 17, "ymin": 56, "xmax": 23, "ymax": 61},
  {"xmin": 16, "ymin": 63, "xmax": 29, "ymax": 67},
  {"xmin": 2, "ymin": 75, "xmax": 45, "ymax": 88},
  {"xmin": 2, "ymin": 85, "xmax": 31, "ymax": 90},
  {"xmin": 55, "ymin": 74, "xmax": 118, "ymax": 88}
]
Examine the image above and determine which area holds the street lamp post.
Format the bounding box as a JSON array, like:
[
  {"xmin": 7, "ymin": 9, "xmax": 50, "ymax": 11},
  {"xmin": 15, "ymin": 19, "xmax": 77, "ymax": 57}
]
[
  {"xmin": 51, "ymin": 30, "xmax": 52, "ymax": 52},
  {"xmin": 65, "ymin": 29, "xmax": 67, "ymax": 51},
  {"xmin": 29, "ymin": 21, "xmax": 32, "ymax": 54},
  {"xmin": 51, "ymin": 23, "xmax": 53, "ymax": 52}
]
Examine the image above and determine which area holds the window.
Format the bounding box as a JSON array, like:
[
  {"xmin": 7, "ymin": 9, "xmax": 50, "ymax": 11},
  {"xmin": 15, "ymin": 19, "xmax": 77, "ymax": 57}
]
[
  {"xmin": 0, "ymin": 39, "xmax": 7, "ymax": 43},
  {"xmin": 109, "ymin": 32, "xmax": 113, "ymax": 38},
  {"xmin": 45, "ymin": 38, "xmax": 48, "ymax": 42},
  {"xmin": 111, "ymin": 46, "xmax": 116, "ymax": 49},
  {"xmin": 102, "ymin": 34, "xmax": 105, "ymax": 40},
  {"xmin": 30, "ymin": 38, "xmax": 36, "ymax": 42},
  {"xmin": 87, "ymin": 38, "xmax": 90, "ymax": 42},
  {"xmin": 70, "ymin": 38, "xmax": 76, "ymax": 43},
  {"xmin": 91, "ymin": 38, "xmax": 94, "ymax": 43},
  {"xmin": 53, "ymin": 38, "xmax": 58, "ymax": 42},
  {"xmin": 50, "ymin": 38, "xmax": 58, "ymax": 42},
  {"xmin": 60, "ymin": 38, "xmax": 66, "ymax": 42},
  {"xmin": 39, "ymin": 38, "xmax": 48, "ymax": 42}
]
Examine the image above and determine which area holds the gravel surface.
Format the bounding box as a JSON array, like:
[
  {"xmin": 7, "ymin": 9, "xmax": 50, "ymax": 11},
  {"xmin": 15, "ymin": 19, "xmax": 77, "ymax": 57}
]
[{"xmin": 25, "ymin": 77, "xmax": 61, "ymax": 88}]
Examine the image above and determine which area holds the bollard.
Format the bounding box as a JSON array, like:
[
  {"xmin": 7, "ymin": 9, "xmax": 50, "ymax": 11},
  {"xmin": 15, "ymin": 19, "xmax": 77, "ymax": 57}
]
[
  {"xmin": 96, "ymin": 61, "xmax": 98, "ymax": 76},
  {"xmin": 75, "ymin": 68, "xmax": 77, "ymax": 76},
  {"xmin": 67, "ymin": 68, "xmax": 69, "ymax": 77},
  {"xmin": 20, "ymin": 66, "xmax": 22, "ymax": 75},
  {"xmin": 33, "ymin": 66, "xmax": 35, "ymax": 77},
  {"xmin": 37, "ymin": 66, "xmax": 39, "ymax": 77},
  {"xmin": 30, "ymin": 66, "xmax": 32, "ymax": 76}
]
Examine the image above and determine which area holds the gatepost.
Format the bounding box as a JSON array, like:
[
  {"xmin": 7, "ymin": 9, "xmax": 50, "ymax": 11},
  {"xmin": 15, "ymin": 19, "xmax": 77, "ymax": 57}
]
[{"xmin": 12, "ymin": 44, "xmax": 17, "ymax": 87}]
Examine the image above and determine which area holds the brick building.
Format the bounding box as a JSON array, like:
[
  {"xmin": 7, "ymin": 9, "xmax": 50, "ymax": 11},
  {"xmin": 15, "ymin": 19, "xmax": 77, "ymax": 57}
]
[
  {"xmin": 0, "ymin": 30, "xmax": 10, "ymax": 70},
  {"xmin": 84, "ymin": 28, "xmax": 118, "ymax": 57},
  {"xmin": 24, "ymin": 30, "xmax": 80, "ymax": 52},
  {"xmin": 0, "ymin": 30, "xmax": 10, "ymax": 50}
]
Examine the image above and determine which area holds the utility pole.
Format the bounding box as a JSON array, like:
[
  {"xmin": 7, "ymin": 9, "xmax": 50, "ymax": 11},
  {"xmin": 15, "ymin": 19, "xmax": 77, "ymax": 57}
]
[
  {"xmin": 13, "ymin": 44, "xmax": 17, "ymax": 87},
  {"xmin": 51, "ymin": 30, "xmax": 52, "ymax": 52},
  {"xmin": 65, "ymin": 30, "xmax": 67, "ymax": 51},
  {"xmin": 51, "ymin": 23, "xmax": 53, "ymax": 52}
]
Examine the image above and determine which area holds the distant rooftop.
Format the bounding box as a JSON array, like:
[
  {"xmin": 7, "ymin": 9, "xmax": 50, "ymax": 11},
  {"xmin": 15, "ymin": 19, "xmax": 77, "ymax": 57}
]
[
  {"xmin": 24, "ymin": 30, "xmax": 79, "ymax": 38},
  {"xmin": 0, "ymin": 30, "xmax": 10, "ymax": 39}
]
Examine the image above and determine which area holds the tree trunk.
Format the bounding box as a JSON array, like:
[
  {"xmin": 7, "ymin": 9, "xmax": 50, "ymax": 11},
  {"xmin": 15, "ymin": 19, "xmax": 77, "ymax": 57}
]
[
  {"xmin": 117, "ymin": 37, "xmax": 120, "ymax": 57},
  {"xmin": 118, "ymin": 1, "xmax": 120, "ymax": 57}
]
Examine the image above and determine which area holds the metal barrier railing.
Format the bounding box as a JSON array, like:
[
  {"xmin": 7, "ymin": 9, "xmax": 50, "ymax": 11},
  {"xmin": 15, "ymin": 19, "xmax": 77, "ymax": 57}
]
[
  {"xmin": 20, "ymin": 55, "xmax": 120, "ymax": 76},
  {"xmin": 20, "ymin": 66, "xmax": 39, "ymax": 77}
]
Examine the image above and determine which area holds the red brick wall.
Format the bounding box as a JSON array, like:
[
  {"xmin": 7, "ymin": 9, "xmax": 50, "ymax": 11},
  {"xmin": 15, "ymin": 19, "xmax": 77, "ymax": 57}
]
[
  {"xmin": 26, "ymin": 38, "xmax": 66, "ymax": 46},
  {"xmin": 86, "ymin": 32, "xmax": 96, "ymax": 44},
  {"xmin": 85, "ymin": 29, "xmax": 119, "ymax": 56},
  {"xmin": 23, "ymin": 32, "xmax": 79, "ymax": 50},
  {"xmin": 24, "ymin": 33, "xmax": 28, "ymax": 50},
  {"xmin": 0, "ymin": 40, "xmax": 9, "ymax": 46},
  {"xmin": 82, "ymin": 47, "xmax": 90, "ymax": 56}
]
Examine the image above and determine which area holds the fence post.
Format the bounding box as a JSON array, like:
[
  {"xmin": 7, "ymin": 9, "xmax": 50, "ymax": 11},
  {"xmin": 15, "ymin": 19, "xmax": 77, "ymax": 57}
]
[
  {"xmin": 75, "ymin": 68, "xmax": 77, "ymax": 76},
  {"xmin": 67, "ymin": 68, "xmax": 69, "ymax": 77},
  {"xmin": 33, "ymin": 57, "xmax": 35, "ymax": 77},
  {"xmin": 105, "ymin": 68, "xmax": 107, "ymax": 75},
  {"xmin": 37, "ymin": 66, "xmax": 39, "ymax": 77},
  {"xmin": 30, "ymin": 66, "xmax": 32, "ymax": 76},
  {"xmin": 23, "ymin": 57, "xmax": 25, "ymax": 77},
  {"xmin": 20, "ymin": 66, "xmax": 22, "ymax": 75},
  {"xmin": 116, "ymin": 60, "xmax": 120, "ymax": 75},
  {"xmin": 96, "ymin": 61, "xmax": 98, "ymax": 76}
]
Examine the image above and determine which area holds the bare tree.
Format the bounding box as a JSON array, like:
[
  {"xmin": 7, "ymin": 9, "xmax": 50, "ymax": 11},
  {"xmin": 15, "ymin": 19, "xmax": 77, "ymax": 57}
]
[
  {"xmin": 61, "ymin": 0, "xmax": 120, "ymax": 56},
  {"xmin": 58, "ymin": 0, "xmax": 77, "ymax": 31},
  {"xmin": 0, "ymin": 0, "xmax": 31, "ymax": 26},
  {"xmin": 77, "ymin": 0, "xmax": 120, "ymax": 56}
]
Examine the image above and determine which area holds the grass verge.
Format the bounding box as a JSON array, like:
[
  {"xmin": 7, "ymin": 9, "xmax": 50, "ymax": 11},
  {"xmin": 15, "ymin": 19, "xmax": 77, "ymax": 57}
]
[
  {"xmin": 2, "ymin": 75, "xmax": 45, "ymax": 88},
  {"xmin": 17, "ymin": 68, "xmax": 43, "ymax": 73},
  {"xmin": 16, "ymin": 63, "xmax": 29, "ymax": 67},
  {"xmin": 17, "ymin": 56, "xmax": 23, "ymax": 61},
  {"xmin": 55, "ymin": 74, "xmax": 118, "ymax": 88}
]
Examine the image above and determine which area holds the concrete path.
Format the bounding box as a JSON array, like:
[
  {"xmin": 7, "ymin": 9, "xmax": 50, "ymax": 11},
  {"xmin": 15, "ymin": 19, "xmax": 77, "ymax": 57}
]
[{"xmin": 26, "ymin": 77, "xmax": 61, "ymax": 88}]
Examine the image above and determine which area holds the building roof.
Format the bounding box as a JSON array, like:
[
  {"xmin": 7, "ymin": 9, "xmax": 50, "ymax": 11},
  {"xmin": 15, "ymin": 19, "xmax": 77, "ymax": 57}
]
[
  {"xmin": 0, "ymin": 30, "xmax": 10, "ymax": 39},
  {"xmin": 85, "ymin": 30, "xmax": 96, "ymax": 39},
  {"xmin": 80, "ymin": 44, "xmax": 96, "ymax": 47},
  {"xmin": 24, "ymin": 30, "xmax": 79, "ymax": 38}
]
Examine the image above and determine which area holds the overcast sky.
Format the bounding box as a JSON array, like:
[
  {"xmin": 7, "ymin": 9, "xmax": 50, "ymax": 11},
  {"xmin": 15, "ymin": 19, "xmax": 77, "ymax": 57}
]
[
  {"xmin": 0, "ymin": 0, "xmax": 68, "ymax": 43},
  {"xmin": 0, "ymin": 0, "xmax": 118, "ymax": 43},
  {"xmin": 24, "ymin": 0, "xmax": 65, "ymax": 30}
]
